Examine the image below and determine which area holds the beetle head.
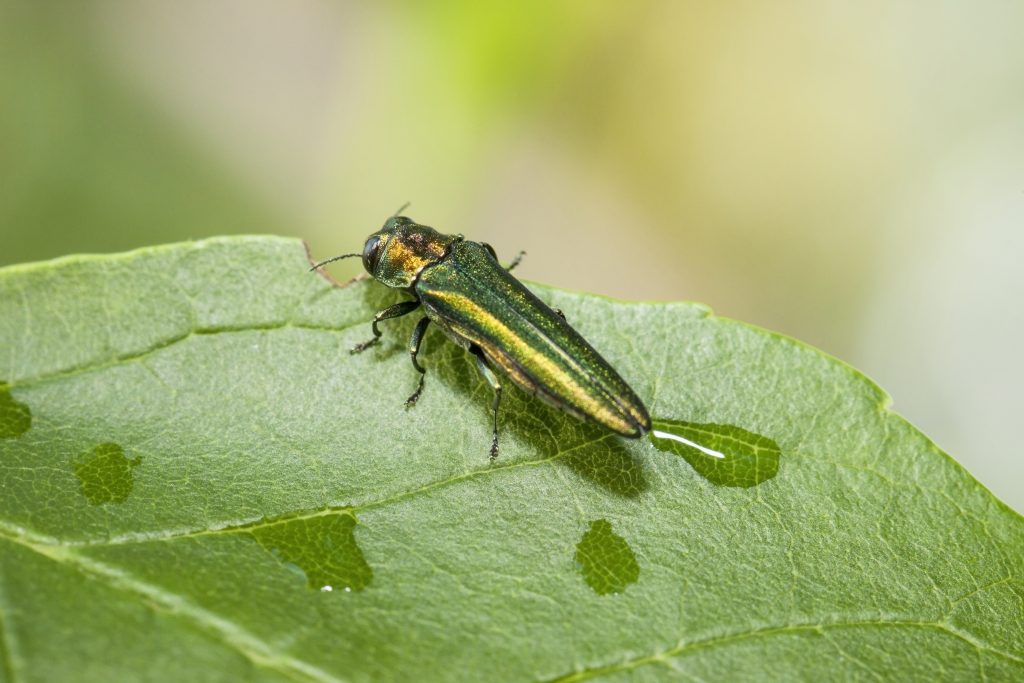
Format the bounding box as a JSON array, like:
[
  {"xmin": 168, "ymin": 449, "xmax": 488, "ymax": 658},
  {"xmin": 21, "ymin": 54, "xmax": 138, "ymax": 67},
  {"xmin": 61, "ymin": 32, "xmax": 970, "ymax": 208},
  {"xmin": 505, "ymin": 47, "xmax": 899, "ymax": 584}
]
[{"xmin": 361, "ymin": 216, "xmax": 459, "ymax": 289}]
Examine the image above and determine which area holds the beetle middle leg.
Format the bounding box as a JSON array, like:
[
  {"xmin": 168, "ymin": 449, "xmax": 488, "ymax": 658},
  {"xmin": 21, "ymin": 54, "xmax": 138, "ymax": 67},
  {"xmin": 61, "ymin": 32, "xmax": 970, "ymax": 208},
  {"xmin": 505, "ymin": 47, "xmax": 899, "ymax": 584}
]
[
  {"xmin": 469, "ymin": 345, "xmax": 502, "ymax": 461},
  {"xmin": 351, "ymin": 300, "xmax": 420, "ymax": 353},
  {"xmin": 404, "ymin": 317, "xmax": 431, "ymax": 408}
]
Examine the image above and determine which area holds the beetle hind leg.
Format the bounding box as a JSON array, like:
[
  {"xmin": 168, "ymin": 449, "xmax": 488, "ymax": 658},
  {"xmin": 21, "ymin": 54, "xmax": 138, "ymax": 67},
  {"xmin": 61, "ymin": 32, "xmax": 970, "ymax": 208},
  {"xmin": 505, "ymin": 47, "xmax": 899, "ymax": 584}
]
[
  {"xmin": 470, "ymin": 346, "xmax": 502, "ymax": 461},
  {"xmin": 404, "ymin": 317, "xmax": 431, "ymax": 408},
  {"xmin": 505, "ymin": 250, "xmax": 526, "ymax": 272}
]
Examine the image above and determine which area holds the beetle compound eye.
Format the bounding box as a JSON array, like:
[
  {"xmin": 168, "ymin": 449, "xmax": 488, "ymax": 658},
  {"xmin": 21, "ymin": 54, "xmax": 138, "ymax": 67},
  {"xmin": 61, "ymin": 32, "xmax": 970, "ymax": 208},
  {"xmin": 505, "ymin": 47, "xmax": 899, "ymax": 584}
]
[{"xmin": 362, "ymin": 236, "xmax": 383, "ymax": 273}]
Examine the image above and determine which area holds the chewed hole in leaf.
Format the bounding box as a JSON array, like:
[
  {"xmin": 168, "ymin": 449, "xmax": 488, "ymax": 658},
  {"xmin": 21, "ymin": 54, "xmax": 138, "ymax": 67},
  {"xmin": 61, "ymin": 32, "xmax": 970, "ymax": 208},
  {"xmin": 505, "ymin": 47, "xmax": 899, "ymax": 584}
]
[
  {"xmin": 650, "ymin": 419, "xmax": 781, "ymax": 488},
  {"xmin": 0, "ymin": 383, "xmax": 32, "ymax": 438},
  {"xmin": 71, "ymin": 442, "xmax": 142, "ymax": 505},
  {"xmin": 249, "ymin": 510, "xmax": 373, "ymax": 592},
  {"xmin": 574, "ymin": 518, "xmax": 640, "ymax": 595}
]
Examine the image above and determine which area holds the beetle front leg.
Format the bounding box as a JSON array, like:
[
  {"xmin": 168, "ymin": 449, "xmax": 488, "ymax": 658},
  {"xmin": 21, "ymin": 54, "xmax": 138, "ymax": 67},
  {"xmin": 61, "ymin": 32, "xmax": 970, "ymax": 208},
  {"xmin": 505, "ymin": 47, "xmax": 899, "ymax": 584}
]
[
  {"xmin": 351, "ymin": 300, "xmax": 420, "ymax": 353},
  {"xmin": 404, "ymin": 317, "xmax": 431, "ymax": 408},
  {"xmin": 470, "ymin": 346, "xmax": 502, "ymax": 461}
]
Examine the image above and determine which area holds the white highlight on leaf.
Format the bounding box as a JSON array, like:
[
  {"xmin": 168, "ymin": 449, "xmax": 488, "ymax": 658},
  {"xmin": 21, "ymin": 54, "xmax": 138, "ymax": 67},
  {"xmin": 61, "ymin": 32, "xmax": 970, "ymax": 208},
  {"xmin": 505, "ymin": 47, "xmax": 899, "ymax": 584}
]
[{"xmin": 652, "ymin": 430, "xmax": 726, "ymax": 459}]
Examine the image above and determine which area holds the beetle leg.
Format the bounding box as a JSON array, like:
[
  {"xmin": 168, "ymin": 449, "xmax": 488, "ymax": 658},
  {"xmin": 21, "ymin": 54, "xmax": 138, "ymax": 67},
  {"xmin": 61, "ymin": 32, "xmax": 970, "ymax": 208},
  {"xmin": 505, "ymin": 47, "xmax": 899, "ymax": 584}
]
[
  {"xmin": 404, "ymin": 317, "xmax": 431, "ymax": 408},
  {"xmin": 482, "ymin": 242, "xmax": 525, "ymax": 272},
  {"xmin": 505, "ymin": 250, "xmax": 526, "ymax": 272},
  {"xmin": 470, "ymin": 345, "xmax": 502, "ymax": 460},
  {"xmin": 351, "ymin": 300, "xmax": 420, "ymax": 353}
]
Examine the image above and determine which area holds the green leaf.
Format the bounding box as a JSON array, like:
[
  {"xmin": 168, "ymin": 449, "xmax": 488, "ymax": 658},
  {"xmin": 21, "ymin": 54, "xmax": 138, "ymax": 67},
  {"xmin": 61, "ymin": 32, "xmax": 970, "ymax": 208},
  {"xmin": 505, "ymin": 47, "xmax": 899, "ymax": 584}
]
[{"xmin": 0, "ymin": 236, "xmax": 1021, "ymax": 682}]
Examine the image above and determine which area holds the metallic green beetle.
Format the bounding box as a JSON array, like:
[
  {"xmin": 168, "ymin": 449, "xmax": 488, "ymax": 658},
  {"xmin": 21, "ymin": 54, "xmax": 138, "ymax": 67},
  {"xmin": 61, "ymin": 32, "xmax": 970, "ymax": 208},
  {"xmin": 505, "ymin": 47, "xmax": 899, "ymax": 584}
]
[{"xmin": 311, "ymin": 214, "xmax": 651, "ymax": 459}]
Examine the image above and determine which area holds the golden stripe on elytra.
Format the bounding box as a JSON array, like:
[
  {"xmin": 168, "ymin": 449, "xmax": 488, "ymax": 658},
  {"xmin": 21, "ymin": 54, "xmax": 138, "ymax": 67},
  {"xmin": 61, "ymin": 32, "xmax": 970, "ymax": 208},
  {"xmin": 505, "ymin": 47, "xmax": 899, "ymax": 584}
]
[{"xmin": 428, "ymin": 290, "xmax": 627, "ymax": 429}]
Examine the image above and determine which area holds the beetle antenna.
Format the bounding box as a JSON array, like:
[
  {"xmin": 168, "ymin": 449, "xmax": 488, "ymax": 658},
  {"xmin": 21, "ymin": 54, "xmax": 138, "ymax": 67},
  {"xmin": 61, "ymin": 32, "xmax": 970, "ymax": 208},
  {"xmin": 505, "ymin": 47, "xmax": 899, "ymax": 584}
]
[
  {"xmin": 308, "ymin": 253, "xmax": 360, "ymax": 272},
  {"xmin": 393, "ymin": 201, "xmax": 411, "ymax": 216}
]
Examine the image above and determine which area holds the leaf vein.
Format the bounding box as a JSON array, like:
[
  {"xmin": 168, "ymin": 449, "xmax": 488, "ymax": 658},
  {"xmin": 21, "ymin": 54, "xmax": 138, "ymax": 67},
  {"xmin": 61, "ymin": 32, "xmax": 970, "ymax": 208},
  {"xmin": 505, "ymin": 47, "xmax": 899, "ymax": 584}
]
[
  {"xmin": 0, "ymin": 568, "xmax": 19, "ymax": 683},
  {"xmin": 544, "ymin": 618, "xmax": 1024, "ymax": 682},
  {"xmin": 8, "ymin": 320, "xmax": 367, "ymax": 389},
  {"xmin": 4, "ymin": 539, "xmax": 346, "ymax": 683},
  {"xmin": 9, "ymin": 434, "xmax": 615, "ymax": 549}
]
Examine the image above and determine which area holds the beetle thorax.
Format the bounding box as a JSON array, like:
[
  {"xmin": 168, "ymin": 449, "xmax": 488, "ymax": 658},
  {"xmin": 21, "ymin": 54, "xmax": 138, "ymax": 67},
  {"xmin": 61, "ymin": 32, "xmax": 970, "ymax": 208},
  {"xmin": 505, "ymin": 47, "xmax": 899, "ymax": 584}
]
[{"xmin": 374, "ymin": 223, "xmax": 459, "ymax": 289}]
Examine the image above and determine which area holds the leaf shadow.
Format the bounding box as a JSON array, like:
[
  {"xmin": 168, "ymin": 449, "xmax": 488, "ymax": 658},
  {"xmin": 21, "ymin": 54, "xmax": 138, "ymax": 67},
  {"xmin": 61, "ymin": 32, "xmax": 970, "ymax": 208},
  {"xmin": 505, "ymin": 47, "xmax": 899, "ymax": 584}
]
[
  {"xmin": 428, "ymin": 335, "xmax": 649, "ymax": 499},
  {"xmin": 348, "ymin": 283, "xmax": 649, "ymax": 498}
]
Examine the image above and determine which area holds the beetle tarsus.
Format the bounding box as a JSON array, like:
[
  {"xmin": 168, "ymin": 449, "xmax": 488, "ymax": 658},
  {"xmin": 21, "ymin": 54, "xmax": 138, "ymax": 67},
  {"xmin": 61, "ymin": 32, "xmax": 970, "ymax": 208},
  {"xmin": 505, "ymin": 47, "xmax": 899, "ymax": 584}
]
[
  {"xmin": 470, "ymin": 345, "xmax": 503, "ymax": 461},
  {"xmin": 350, "ymin": 338, "xmax": 379, "ymax": 354},
  {"xmin": 351, "ymin": 300, "xmax": 422, "ymax": 354},
  {"xmin": 405, "ymin": 374, "xmax": 425, "ymax": 408}
]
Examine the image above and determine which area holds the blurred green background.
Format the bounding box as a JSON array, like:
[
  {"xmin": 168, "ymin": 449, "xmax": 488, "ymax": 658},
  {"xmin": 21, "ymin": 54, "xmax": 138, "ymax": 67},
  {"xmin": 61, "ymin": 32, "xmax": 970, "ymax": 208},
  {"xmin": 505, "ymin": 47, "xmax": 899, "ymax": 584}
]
[{"xmin": 2, "ymin": 2, "xmax": 1021, "ymax": 511}]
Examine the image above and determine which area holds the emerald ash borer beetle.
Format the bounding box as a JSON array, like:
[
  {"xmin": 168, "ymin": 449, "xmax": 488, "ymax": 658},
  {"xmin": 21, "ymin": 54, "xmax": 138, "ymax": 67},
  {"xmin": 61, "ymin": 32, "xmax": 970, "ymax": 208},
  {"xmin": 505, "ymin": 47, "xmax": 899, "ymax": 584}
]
[{"xmin": 310, "ymin": 211, "xmax": 651, "ymax": 459}]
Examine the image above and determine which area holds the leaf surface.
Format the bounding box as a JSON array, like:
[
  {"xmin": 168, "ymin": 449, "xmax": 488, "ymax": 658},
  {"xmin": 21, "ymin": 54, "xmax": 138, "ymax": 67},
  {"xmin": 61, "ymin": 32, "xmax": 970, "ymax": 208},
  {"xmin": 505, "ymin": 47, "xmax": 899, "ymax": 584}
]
[{"xmin": 0, "ymin": 237, "xmax": 1021, "ymax": 682}]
